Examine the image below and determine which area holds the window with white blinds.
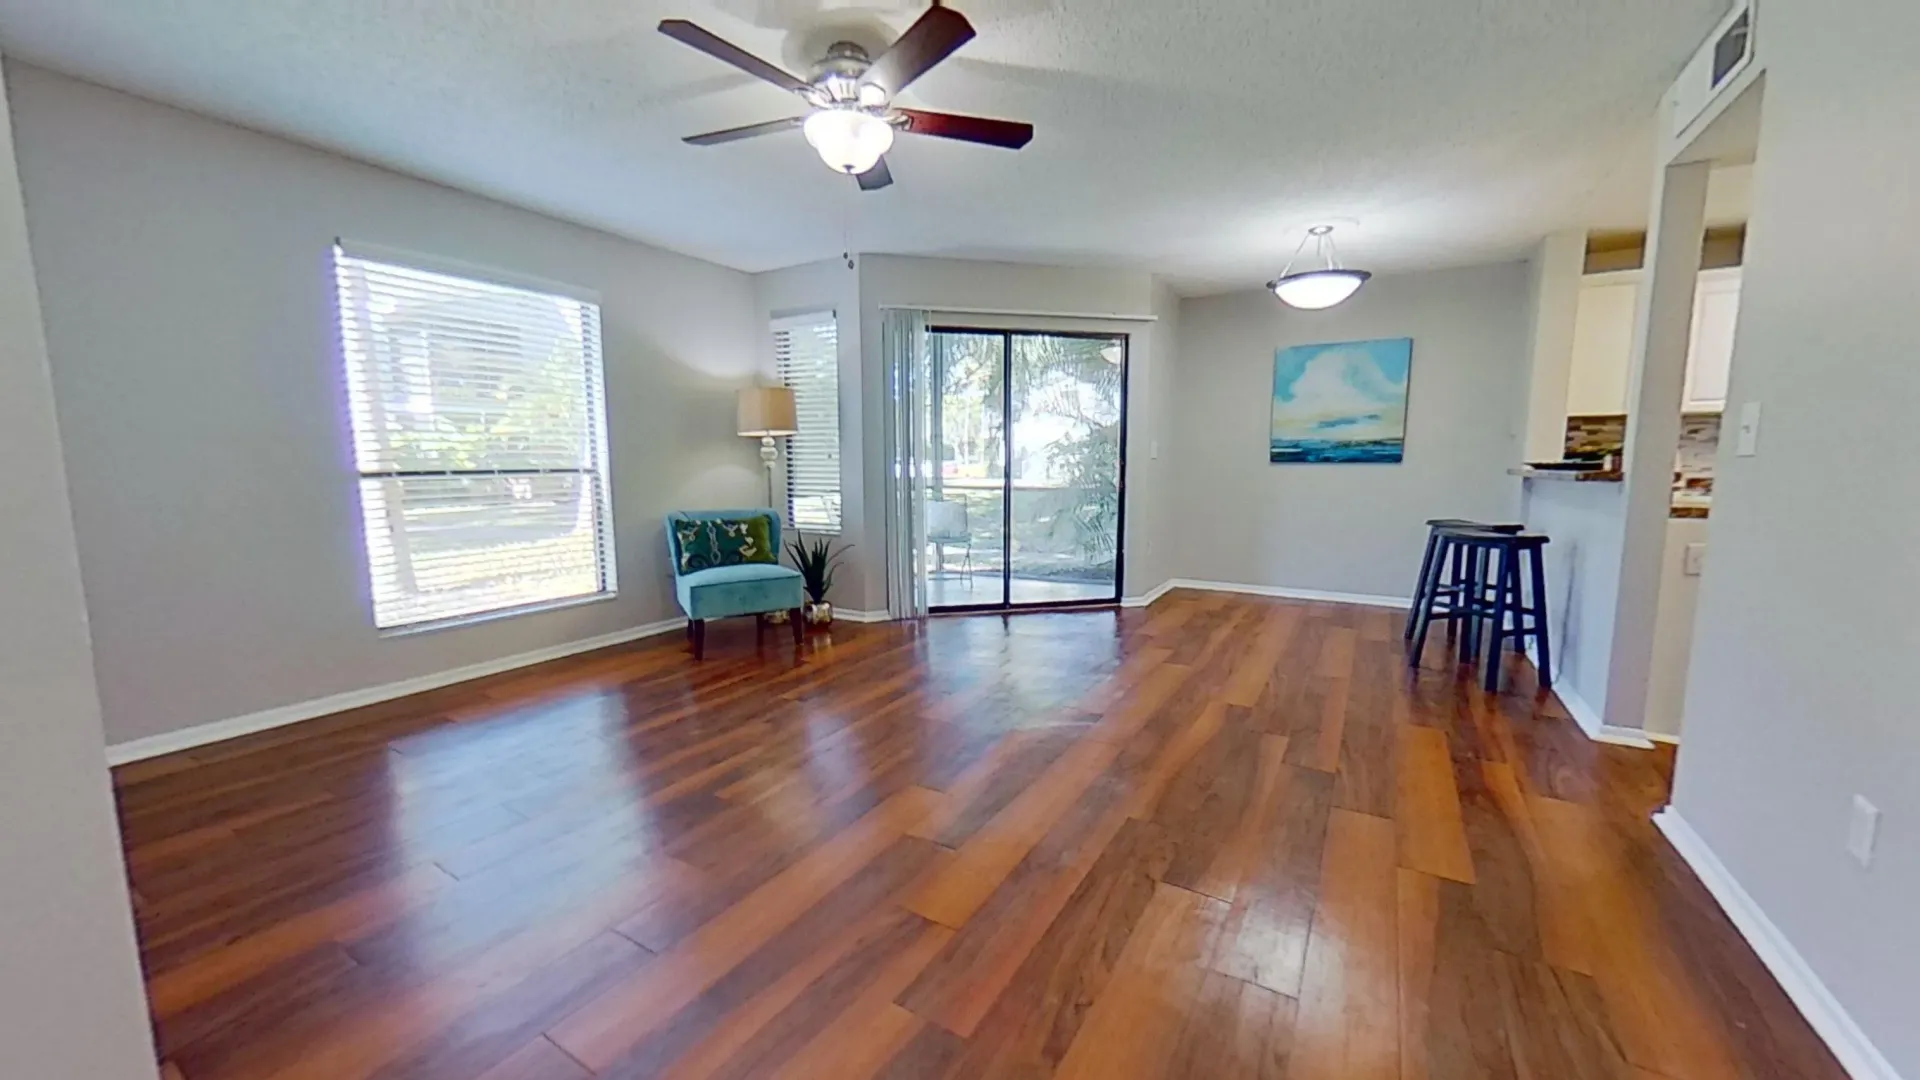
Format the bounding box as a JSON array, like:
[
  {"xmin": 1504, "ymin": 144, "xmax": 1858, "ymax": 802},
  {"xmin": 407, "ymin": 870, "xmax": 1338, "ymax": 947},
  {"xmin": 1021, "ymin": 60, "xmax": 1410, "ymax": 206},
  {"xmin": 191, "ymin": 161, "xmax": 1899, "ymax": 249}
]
[
  {"xmin": 772, "ymin": 312, "xmax": 842, "ymax": 533},
  {"xmin": 332, "ymin": 244, "xmax": 616, "ymax": 631}
]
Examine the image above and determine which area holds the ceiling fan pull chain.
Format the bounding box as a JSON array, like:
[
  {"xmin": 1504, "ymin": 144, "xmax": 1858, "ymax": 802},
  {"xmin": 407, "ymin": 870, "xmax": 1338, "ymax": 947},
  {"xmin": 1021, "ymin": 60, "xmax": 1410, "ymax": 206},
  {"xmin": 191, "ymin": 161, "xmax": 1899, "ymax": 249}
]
[{"xmin": 844, "ymin": 201, "xmax": 855, "ymax": 270}]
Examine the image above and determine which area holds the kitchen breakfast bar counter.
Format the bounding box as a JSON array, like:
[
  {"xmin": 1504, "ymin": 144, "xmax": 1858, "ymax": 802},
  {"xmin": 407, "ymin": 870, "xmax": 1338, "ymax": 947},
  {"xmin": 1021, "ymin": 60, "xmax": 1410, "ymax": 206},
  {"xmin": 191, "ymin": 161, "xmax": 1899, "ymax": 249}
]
[{"xmin": 1513, "ymin": 468, "xmax": 1705, "ymax": 741}]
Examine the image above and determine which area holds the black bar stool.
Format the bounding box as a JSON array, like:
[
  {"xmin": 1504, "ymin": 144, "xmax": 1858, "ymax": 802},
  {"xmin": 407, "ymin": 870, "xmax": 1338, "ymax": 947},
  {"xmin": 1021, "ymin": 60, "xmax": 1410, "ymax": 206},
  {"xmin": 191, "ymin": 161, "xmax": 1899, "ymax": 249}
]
[
  {"xmin": 1404, "ymin": 518, "xmax": 1524, "ymax": 642},
  {"xmin": 1446, "ymin": 528, "xmax": 1553, "ymax": 692}
]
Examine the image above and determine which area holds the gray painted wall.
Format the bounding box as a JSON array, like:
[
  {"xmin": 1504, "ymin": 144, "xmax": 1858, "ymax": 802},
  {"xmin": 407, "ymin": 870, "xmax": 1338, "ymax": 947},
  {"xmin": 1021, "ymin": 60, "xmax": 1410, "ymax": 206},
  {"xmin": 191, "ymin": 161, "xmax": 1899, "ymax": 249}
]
[
  {"xmin": 1670, "ymin": 0, "xmax": 1920, "ymax": 1072},
  {"xmin": 751, "ymin": 259, "xmax": 871, "ymax": 610},
  {"xmin": 0, "ymin": 58, "xmax": 157, "ymax": 1080},
  {"xmin": 1127, "ymin": 279, "xmax": 1183, "ymax": 595},
  {"xmin": 9, "ymin": 66, "xmax": 765, "ymax": 746},
  {"xmin": 1170, "ymin": 263, "xmax": 1529, "ymax": 598}
]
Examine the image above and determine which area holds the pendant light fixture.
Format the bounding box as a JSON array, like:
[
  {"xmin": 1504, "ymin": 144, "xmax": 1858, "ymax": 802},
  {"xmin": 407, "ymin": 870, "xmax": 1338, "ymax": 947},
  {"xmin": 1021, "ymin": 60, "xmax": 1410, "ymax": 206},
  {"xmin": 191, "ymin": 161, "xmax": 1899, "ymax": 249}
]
[{"xmin": 1268, "ymin": 225, "xmax": 1372, "ymax": 310}]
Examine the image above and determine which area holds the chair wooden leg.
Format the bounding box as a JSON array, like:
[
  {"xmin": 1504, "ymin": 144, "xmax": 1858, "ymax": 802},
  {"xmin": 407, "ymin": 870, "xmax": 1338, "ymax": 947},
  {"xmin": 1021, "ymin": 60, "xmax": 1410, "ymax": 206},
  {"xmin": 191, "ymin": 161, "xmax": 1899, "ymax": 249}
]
[
  {"xmin": 1408, "ymin": 538, "xmax": 1450, "ymax": 667},
  {"xmin": 790, "ymin": 608, "xmax": 805, "ymax": 645},
  {"xmin": 1406, "ymin": 529, "xmax": 1440, "ymax": 640},
  {"xmin": 691, "ymin": 619, "xmax": 706, "ymax": 660},
  {"xmin": 1444, "ymin": 543, "xmax": 1466, "ymax": 644},
  {"xmin": 1528, "ymin": 547, "xmax": 1553, "ymax": 690},
  {"xmin": 1459, "ymin": 547, "xmax": 1484, "ymax": 665},
  {"xmin": 1485, "ymin": 551, "xmax": 1514, "ymax": 693},
  {"xmin": 756, "ymin": 614, "xmax": 765, "ymax": 646}
]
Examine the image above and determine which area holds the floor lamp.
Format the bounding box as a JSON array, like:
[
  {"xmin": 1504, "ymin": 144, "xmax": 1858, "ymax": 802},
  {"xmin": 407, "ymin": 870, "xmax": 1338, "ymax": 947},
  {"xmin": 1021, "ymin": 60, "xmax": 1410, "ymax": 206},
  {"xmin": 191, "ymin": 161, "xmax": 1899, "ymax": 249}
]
[{"xmin": 737, "ymin": 385, "xmax": 798, "ymax": 512}]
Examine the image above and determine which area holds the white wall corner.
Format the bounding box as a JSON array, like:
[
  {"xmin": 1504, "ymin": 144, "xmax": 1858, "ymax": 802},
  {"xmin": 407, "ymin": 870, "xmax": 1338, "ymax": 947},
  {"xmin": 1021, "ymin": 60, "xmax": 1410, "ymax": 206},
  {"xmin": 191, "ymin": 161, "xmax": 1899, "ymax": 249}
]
[
  {"xmin": 1604, "ymin": 160, "xmax": 1713, "ymax": 737},
  {"xmin": 1520, "ymin": 229, "xmax": 1588, "ymax": 463},
  {"xmin": 1122, "ymin": 580, "xmax": 1176, "ymax": 609},
  {"xmin": 1653, "ymin": 810, "xmax": 1905, "ymax": 1080},
  {"xmin": 0, "ymin": 54, "xmax": 160, "ymax": 1078},
  {"xmin": 1524, "ymin": 648, "xmax": 1657, "ymax": 749}
]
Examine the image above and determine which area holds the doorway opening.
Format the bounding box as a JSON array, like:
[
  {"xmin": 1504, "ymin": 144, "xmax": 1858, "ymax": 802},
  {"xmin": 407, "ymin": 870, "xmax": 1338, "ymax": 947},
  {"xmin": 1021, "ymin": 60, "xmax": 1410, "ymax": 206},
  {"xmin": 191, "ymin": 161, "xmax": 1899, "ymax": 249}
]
[{"xmin": 925, "ymin": 328, "xmax": 1128, "ymax": 612}]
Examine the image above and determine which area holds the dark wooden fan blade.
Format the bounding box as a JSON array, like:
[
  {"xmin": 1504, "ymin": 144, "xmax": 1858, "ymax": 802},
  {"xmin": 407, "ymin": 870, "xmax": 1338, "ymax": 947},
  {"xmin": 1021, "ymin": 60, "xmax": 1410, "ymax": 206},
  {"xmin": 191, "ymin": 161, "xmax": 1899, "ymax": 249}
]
[
  {"xmin": 862, "ymin": 6, "xmax": 975, "ymax": 95},
  {"xmin": 683, "ymin": 116, "xmax": 806, "ymax": 146},
  {"xmin": 659, "ymin": 20, "xmax": 808, "ymax": 93},
  {"xmin": 857, "ymin": 156, "xmax": 894, "ymax": 191},
  {"xmin": 894, "ymin": 108, "xmax": 1033, "ymax": 149}
]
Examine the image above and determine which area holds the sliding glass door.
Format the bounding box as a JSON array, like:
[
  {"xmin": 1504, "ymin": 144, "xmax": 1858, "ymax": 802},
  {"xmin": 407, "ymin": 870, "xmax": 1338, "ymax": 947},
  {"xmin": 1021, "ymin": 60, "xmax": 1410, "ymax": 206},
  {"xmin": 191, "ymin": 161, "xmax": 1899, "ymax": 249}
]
[{"xmin": 927, "ymin": 329, "xmax": 1127, "ymax": 611}]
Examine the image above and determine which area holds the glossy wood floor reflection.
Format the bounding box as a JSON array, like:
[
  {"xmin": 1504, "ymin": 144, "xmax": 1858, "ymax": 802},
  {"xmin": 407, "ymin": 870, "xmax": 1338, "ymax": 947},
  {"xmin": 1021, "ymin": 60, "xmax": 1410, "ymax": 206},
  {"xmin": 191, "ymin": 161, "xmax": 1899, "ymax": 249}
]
[{"xmin": 115, "ymin": 593, "xmax": 1848, "ymax": 1080}]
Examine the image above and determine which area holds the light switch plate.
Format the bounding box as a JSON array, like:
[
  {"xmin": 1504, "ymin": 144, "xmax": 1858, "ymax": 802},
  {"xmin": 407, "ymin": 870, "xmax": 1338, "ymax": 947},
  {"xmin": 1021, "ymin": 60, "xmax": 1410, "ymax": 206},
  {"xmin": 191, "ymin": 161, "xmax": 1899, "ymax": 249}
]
[
  {"xmin": 1683, "ymin": 543, "xmax": 1707, "ymax": 576},
  {"xmin": 1735, "ymin": 401, "xmax": 1762, "ymax": 457},
  {"xmin": 1849, "ymin": 795, "xmax": 1881, "ymax": 868}
]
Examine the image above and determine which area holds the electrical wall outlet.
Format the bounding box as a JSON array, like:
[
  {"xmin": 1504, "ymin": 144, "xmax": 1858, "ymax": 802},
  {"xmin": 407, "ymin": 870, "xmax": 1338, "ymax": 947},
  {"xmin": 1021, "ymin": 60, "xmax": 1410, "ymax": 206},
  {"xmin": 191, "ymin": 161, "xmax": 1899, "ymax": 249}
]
[
  {"xmin": 1848, "ymin": 795, "xmax": 1882, "ymax": 868},
  {"xmin": 1735, "ymin": 401, "xmax": 1762, "ymax": 457},
  {"xmin": 1683, "ymin": 543, "xmax": 1707, "ymax": 576}
]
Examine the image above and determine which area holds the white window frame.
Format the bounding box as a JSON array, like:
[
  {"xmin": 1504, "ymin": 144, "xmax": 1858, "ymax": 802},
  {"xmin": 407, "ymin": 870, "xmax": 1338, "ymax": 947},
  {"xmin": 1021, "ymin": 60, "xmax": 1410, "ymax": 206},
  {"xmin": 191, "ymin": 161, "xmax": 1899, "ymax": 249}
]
[
  {"xmin": 772, "ymin": 311, "xmax": 843, "ymax": 534},
  {"xmin": 332, "ymin": 241, "xmax": 617, "ymax": 633}
]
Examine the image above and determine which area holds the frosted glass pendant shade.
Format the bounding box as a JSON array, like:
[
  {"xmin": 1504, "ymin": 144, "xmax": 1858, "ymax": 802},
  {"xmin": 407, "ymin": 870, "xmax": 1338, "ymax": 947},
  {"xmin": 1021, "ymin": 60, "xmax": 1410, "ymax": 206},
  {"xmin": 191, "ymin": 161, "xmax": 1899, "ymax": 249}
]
[
  {"xmin": 1268, "ymin": 269, "xmax": 1371, "ymax": 310},
  {"xmin": 803, "ymin": 110, "xmax": 895, "ymax": 175}
]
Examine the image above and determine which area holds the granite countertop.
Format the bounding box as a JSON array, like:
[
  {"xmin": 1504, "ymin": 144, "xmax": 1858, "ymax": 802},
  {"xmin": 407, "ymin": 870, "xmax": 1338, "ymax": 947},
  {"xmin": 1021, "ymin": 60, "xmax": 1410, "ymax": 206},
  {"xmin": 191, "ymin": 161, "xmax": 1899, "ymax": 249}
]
[
  {"xmin": 1508, "ymin": 466, "xmax": 1624, "ymax": 482},
  {"xmin": 1513, "ymin": 467, "xmax": 1712, "ymax": 518}
]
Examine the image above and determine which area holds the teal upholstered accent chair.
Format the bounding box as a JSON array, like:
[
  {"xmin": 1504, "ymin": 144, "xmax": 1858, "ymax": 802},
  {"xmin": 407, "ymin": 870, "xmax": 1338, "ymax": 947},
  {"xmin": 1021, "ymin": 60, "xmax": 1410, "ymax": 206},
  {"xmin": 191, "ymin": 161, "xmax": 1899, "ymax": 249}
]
[{"xmin": 666, "ymin": 509, "xmax": 804, "ymax": 659}]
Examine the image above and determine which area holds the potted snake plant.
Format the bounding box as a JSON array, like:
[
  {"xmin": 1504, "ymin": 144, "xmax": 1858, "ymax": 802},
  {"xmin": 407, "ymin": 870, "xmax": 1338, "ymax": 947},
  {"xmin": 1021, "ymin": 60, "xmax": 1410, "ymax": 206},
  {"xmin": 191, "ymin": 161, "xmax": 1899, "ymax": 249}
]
[{"xmin": 785, "ymin": 533, "xmax": 851, "ymax": 627}]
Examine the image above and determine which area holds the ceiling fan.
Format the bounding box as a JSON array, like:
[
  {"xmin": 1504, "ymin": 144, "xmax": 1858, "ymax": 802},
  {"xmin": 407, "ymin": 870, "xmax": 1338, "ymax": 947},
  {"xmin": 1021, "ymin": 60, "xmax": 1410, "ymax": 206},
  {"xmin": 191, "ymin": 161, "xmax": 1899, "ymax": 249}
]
[{"xmin": 660, "ymin": 2, "xmax": 1033, "ymax": 191}]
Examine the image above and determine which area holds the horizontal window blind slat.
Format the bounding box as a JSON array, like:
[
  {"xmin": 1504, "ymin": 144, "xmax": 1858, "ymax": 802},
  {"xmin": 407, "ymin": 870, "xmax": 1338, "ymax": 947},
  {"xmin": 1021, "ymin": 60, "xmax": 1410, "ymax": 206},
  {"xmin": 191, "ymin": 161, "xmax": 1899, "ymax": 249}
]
[
  {"xmin": 773, "ymin": 312, "xmax": 841, "ymax": 534},
  {"xmin": 337, "ymin": 246, "xmax": 616, "ymax": 629}
]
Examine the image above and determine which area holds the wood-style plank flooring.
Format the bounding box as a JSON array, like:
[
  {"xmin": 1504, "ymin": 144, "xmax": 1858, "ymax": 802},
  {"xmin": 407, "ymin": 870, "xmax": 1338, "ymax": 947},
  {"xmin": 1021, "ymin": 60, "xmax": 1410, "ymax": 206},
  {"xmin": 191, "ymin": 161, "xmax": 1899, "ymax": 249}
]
[{"xmin": 114, "ymin": 592, "xmax": 1848, "ymax": 1080}]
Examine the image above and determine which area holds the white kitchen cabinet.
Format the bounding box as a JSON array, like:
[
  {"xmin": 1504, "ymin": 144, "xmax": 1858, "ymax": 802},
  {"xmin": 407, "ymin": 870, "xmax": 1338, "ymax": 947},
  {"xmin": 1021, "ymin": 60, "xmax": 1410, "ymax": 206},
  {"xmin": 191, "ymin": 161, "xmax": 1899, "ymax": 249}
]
[
  {"xmin": 1566, "ymin": 273, "xmax": 1638, "ymax": 415},
  {"xmin": 1564, "ymin": 267, "xmax": 1742, "ymax": 417},
  {"xmin": 1684, "ymin": 267, "xmax": 1741, "ymax": 411}
]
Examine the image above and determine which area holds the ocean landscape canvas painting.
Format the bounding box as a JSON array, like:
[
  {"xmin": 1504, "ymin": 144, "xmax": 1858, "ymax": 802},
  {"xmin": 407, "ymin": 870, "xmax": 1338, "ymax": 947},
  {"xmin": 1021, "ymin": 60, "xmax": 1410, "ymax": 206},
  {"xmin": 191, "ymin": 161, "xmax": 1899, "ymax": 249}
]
[{"xmin": 1269, "ymin": 337, "xmax": 1412, "ymax": 463}]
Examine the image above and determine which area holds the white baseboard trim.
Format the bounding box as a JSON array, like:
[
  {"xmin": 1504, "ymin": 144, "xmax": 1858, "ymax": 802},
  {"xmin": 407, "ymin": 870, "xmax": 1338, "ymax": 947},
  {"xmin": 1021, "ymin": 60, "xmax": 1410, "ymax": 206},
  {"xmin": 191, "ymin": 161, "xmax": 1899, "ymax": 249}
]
[
  {"xmin": 1121, "ymin": 580, "xmax": 1176, "ymax": 609},
  {"xmin": 1517, "ymin": 645, "xmax": 1658, "ymax": 750},
  {"xmin": 1553, "ymin": 684, "xmax": 1657, "ymax": 748},
  {"xmin": 1552, "ymin": 680, "xmax": 1602, "ymax": 736},
  {"xmin": 1653, "ymin": 810, "xmax": 1903, "ymax": 1080},
  {"xmin": 1596, "ymin": 725, "xmax": 1657, "ymax": 748},
  {"xmin": 105, "ymin": 618, "xmax": 686, "ymax": 765},
  {"xmin": 1645, "ymin": 730, "xmax": 1682, "ymax": 746},
  {"xmin": 835, "ymin": 609, "xmax": 892, "ymax": 624},
  {"xmin": 1166, "ymin": 578, "xmax": 1411, "ymax": 610}
]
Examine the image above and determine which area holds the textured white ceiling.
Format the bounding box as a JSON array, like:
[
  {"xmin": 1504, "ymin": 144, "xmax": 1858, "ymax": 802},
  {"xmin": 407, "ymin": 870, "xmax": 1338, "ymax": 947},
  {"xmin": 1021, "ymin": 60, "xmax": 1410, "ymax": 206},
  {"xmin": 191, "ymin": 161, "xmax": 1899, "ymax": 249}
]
[{"xmin": 0, "ymin": 0, "xmax": 1729, "ymax": 292}]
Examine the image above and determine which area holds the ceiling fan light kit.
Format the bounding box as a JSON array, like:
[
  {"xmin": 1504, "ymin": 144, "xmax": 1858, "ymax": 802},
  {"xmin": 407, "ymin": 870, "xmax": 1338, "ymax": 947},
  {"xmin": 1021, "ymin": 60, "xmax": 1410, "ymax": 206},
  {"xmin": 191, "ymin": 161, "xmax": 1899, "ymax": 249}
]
[
  {"xmin": 1269, "ymin": 226, "xmax": 1373, "ymax": 310},
  {"xmin": 803, "ymin": 109, "xmax": 894, "ymax": 175},
  {"xmin": 660, "ymin": 2, "xmax": 1033, "ymax": 190}
]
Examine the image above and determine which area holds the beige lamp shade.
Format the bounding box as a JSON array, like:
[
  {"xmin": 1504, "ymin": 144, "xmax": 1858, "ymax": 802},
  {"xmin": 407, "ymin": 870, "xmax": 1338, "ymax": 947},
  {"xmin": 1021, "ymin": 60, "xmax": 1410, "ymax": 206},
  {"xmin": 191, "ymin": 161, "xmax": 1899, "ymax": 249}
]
[{"xmin": 737, "ymin": 386, "xmax": 798, "ymax": 437}]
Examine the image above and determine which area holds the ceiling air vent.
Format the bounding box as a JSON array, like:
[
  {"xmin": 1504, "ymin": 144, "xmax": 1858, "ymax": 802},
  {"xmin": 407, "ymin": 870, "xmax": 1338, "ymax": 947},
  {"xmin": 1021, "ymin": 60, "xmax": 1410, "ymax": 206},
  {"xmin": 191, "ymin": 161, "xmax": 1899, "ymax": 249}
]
[{"xmin": 1671, "ymin": 0, "xmax": 1756, "ymax": 138}]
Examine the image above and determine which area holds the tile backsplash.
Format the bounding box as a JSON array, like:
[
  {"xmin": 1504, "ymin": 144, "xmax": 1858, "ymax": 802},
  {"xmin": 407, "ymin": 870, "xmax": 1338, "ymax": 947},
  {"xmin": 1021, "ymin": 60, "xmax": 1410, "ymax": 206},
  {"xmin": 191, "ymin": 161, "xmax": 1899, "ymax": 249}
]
[
  {"xmin": 1565, "ymin": 413, "xmax": 1720, "ymax": 495},
  {"xmin": 1565, "ymin": 414, "xmax": 1629, "ymax": 457}
]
